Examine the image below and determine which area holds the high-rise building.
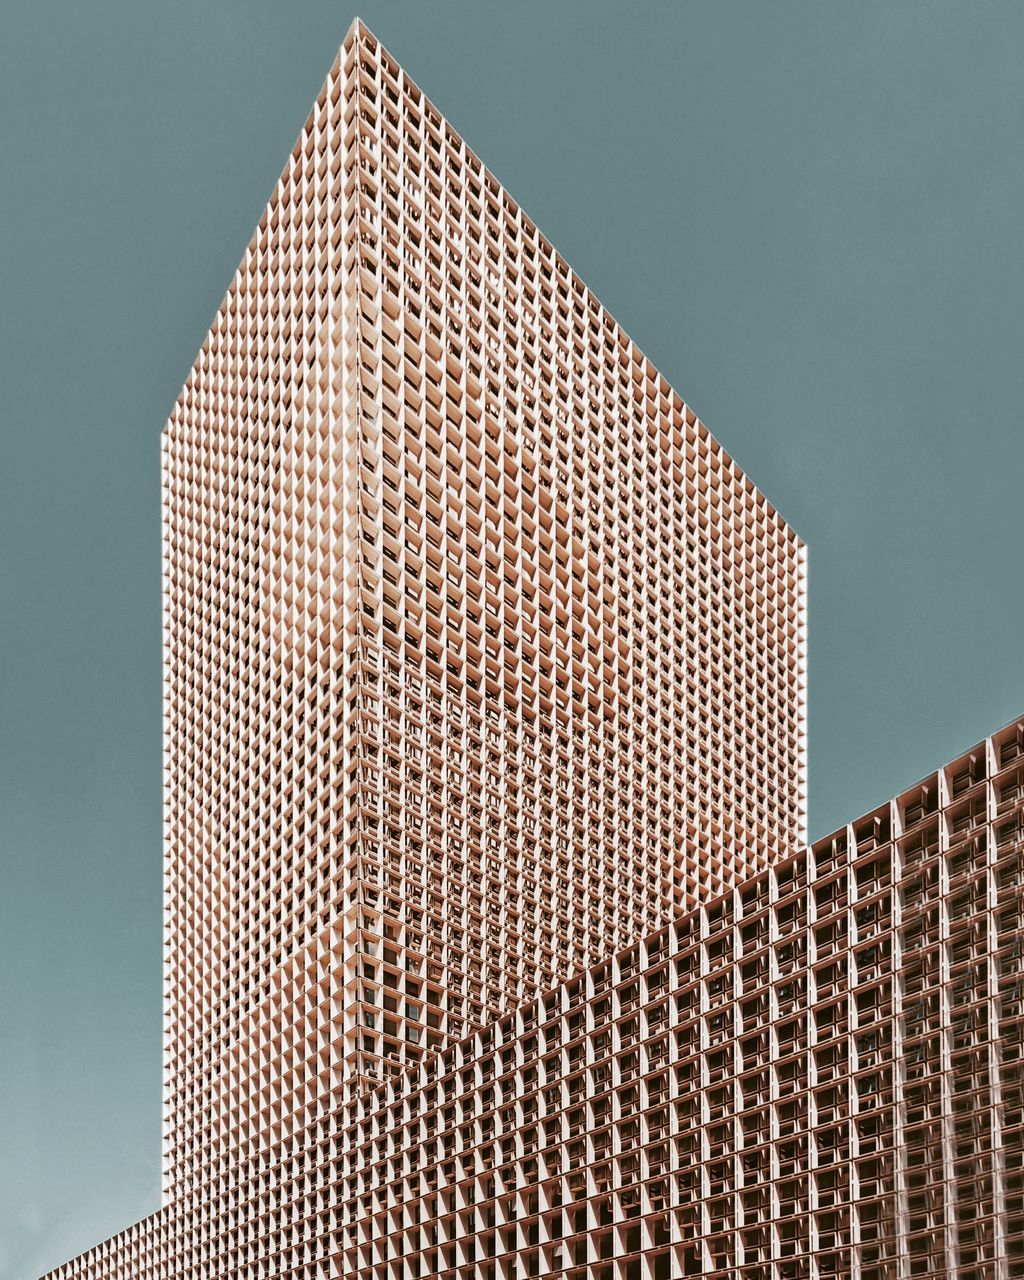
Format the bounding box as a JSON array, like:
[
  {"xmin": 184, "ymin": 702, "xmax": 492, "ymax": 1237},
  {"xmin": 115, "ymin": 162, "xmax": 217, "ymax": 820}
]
[
  {"xmin": 43, "ymin": 19, "xmax": 1020, "ymax": 1280},
  {"xmin": 156, "ymin": 14, "xmax": 805, "ymax": 1216}
]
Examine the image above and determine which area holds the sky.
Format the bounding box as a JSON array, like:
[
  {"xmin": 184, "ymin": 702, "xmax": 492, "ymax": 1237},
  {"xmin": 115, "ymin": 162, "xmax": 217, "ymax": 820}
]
[{"xmin": 2, "ymin": 2, "xmax": 1023, "ymax": 1275}]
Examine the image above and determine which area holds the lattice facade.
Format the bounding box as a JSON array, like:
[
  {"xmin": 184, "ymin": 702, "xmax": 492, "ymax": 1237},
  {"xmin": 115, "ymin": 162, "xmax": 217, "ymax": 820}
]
[
  {"xmin": 43, "ymin": 17, "xmax": 1024, "ymax": 1280},
  {"xmin": 329, "ymin": 716, "xmax": 1024, "ymax": 1280},
  {"xmin": 154, "ymin": 10, "xmax": 806, "ymax": 1220},
  {"xmin": 46, "ymin": 718, "xmax": 1024, "ymax": 1278}
]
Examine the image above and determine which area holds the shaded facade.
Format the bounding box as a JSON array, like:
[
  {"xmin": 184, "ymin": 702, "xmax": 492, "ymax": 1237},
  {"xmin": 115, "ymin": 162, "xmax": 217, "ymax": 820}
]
[{"xmin": 43, "ymin": 17, "xmax": 1023, "ymax": 1280}]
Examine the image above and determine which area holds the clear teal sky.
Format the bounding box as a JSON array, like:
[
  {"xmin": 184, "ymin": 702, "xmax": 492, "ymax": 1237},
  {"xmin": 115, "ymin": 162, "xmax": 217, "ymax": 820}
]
[{"xmin": 3, "ymin": 3, "xmax": 1023, "ymax": 1275}]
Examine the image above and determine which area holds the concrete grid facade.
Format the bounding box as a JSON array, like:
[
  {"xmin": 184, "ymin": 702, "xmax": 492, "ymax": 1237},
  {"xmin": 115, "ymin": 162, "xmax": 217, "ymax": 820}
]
[
  {"xmin": 157, "ymin": 10, "xmax": 806, "ymax": 1219},
  {"xmin": 331, "ymin": 718, "xmax": 1024, "ymax": 1280},
  {"xmin": 44, "ymin": 720, "xmax": 1024, "ymax": 1279},
  {"xmin": 44, "ymin": 19, "xmax": 1022, "ymax": 1280}
]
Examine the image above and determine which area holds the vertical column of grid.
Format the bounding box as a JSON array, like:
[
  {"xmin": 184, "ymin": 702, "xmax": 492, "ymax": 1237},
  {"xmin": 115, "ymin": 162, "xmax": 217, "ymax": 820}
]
[
  {"xmin": 668, "ymin": 900, "xmax": 704, "ymax": 1264},
  {"xmin": 988, "ymin": 721, "xmax": 1024, "ymax": 1273},
  {"xmin": 772, "ymin": 857, "xmax": 813, "ymax": 1276},
  {"xmin": 698, "ymin": 890, "xmax": 745, "ymax": 1275},
  {"xmin": 891, "ymin": 811, "xmax": 910, "ymax": 1280},
  {"xmin": 849, "ymin": 808, "xmax": 899, "ymax": 1279},
  {"xmin": 898, "ymin": 775, "xmax": 945, "ymax": 1273},
  {"xmin": 940, "ymin": 746, "xmax": 1000, "ymax": 1276},
  {"xmin": 807, "ymin": 819, "xmax": 854, "ymax": 1278}
]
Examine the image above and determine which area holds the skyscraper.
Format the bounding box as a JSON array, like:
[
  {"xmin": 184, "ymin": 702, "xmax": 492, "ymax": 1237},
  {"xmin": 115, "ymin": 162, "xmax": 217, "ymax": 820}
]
[
  {"xmin": 157, "ymin": 15, "xmax": 805, "ymax": 1218},
  {"xmin": 44, "ymin": 19, "xmax": 1021, "ymax": 1280}
]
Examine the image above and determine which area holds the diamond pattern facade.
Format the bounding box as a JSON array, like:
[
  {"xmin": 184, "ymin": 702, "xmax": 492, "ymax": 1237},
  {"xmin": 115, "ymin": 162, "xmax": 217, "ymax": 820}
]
[{"xmin": 43, "ymin": 19, "xmax": 1020, "ymax": 1280}]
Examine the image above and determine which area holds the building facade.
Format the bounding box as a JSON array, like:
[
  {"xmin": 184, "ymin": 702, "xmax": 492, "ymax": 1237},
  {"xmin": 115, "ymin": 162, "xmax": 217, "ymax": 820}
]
[
  {"xmin": 43, "ymin": 18, "xmax": 1021, "ymax": 1280},
  {"xmin": 157, "ymin": 12, "xmax": 805, "ymax": 1220},
  {"xmin": 329, "ymin": 717, "xmax": 1024, "ymax": 1280},
  {"xmin": 45, "ymin": 717, "xmax": 1024, "ymax": 1279}
]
